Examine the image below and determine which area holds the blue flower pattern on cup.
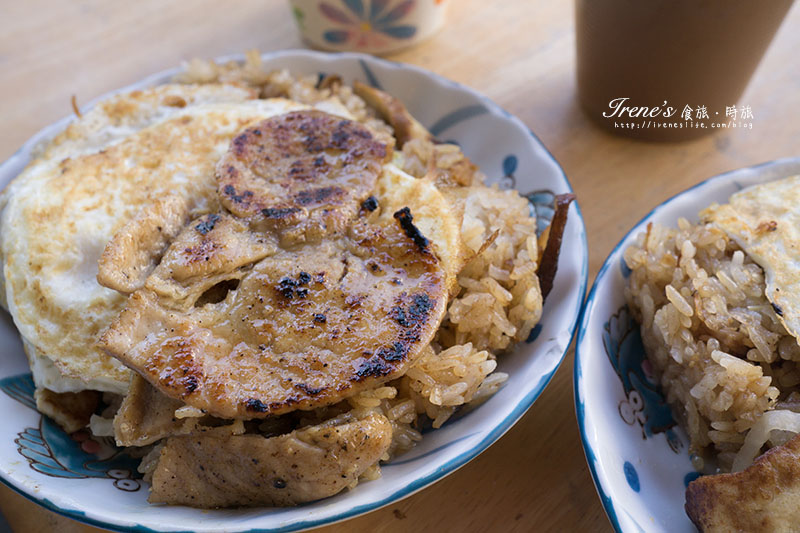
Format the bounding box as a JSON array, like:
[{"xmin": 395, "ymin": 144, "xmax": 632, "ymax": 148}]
[
  {"xmin": 604, "ymin": 306, "xmax": 682, "ymax": 453},
  {"xmin": 0, "ymin": 374, "xmax": 142, "ymax": 491},
  {"xmin": 319, "ymin": 0, "xmax": 418, "ymax": 45}
]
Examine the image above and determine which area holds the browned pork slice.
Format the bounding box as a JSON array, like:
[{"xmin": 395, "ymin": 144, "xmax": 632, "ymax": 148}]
[
  {"xmin": 100, "ymin": 209, "xmax": 447, "ymax": 419},
  {"xmin": 97, "ymin": 194, "xmax": 192, "ymax": 294},
  {"xmin": 100, "ymin": 107, "xmax": 452, "ymax": 419},
  {"xmin": 686, "ymin": 433, "xmax": 800, "ymax": 532},
  {"xmin": 147, "ymin": 412, "xmax": 392, "ymax": 507},
  {"xmin": 144, "ymin": 212, "xmax": 276, "ymax": 309},
  {"xmin": 216, "ymin": 110, "xmax": 390, "ymax": 245},
  {"xmin": 352, "ymin": 81, "xmax": 431, "ymax": 148},
  {"xmin": 114, "ymin": 375, "xmax": 244, "ymax": 447}
]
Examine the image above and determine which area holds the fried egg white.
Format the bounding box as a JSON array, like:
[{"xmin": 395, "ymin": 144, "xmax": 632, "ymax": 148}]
[
  {"xmin": 0, "ymin": 85, "xmax": 353, "ymax": 394},
  {"xmin": 375, "ymin": 163, "xmax": 465, "ymax": 292},
  {"xmin": 701, "ymin": 175, "xmax": 800, "ymax": 342}
]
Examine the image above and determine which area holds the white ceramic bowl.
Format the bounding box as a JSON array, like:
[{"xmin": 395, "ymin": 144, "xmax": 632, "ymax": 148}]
[
  {"xmin": 575, "ymin": 157, "xmax": 800, "ymax": 532},
  {"xmin": 0, "ymin": 50, "xmax": 587, "ymax": 532}
]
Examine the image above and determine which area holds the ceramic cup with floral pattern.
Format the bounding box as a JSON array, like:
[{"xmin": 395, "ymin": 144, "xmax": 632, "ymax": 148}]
[{"xmin": 289, "ymin": 0, "xmax": 448, "ymax": 55}]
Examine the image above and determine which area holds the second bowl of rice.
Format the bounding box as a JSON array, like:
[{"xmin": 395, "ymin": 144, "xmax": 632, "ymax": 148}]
[{"xmin": 575, "ymin": 156, "xmax": 800, "ymax": 533}]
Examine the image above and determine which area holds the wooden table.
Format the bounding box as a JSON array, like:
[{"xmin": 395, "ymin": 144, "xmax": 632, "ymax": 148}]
[{"xmin": 1, "ymin": 1, "xmax": 799, "ymax": 531}]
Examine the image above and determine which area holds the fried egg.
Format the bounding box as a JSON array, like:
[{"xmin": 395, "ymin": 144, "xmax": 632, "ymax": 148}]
[
  {"xmin": 0, "ymin": 84, "xmax": 353, "ymax": 394},
  {"xmin": 701, "ymin": 175, "xmax": 800, "ymax": 341}
]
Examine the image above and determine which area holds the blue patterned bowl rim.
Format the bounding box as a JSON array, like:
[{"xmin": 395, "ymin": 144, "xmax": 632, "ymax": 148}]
[
  {"xmin": 574, "ymin": 156, "xmax": 800, "ymax": 533},
  {"xmin": 0, "ymin": 49, "xmax": 588, "ymax": 532}
]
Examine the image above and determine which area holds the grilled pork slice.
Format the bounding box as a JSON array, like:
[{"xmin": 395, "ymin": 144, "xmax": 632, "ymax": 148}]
[
  {"xmin": 217, "ymin": 110, "xmax": 390, "ymax": 245},
  {"xmin": 101, "ymin": 210, "xmax": 447, "ymax": 419},
  {"xmin": 114, "ymin": 374, "xmax": 244, "ymax": 447},
  {"xmin": 147, "ymin": 411, "xmax": 392, "ymax": 507},
  {"xmin": 97, "ymin": 194, "xmax": 191, "ymax": 294},
  {"xmin": 686, "ymin": 433, "xmax": 800, "ymax": 532},
  {"xmin": 352, "ymin": 81, "xmax": 430, "ymax": 148},
  {"xmin": 101, "ymin": 108, "xmax": 455, "ymax": 419},
  {"xmin": 145, "ymin": 212, "xmax": 276, "ymax": 310}
]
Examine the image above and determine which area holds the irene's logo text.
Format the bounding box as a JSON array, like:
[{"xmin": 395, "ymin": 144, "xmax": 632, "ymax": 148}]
[
  {"xmin": 603, "ymin": 98, "xmax": 677, "ymax": 119},
  {"xmin": 602, "ymin": 97, "xmax": 754, "ymax": 131}
]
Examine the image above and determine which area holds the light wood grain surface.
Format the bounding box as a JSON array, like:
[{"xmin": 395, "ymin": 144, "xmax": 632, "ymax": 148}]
[{"xmin": 1, "ymin": 1, "xmax": 799, "ymax": 531}]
